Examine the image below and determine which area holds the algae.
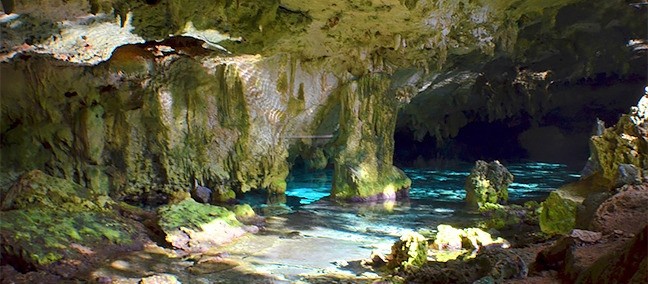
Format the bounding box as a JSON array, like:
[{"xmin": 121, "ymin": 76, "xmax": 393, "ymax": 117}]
[
  {"xmin": 157, "ymin": 198, "xmax": 241, "ymax": 232},
  {"xmin": 0, "ymin": 209, "xmax": 135, "ymax": 266}
]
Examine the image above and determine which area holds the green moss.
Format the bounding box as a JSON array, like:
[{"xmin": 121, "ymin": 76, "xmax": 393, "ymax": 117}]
[
  {"xmin": 158, "ymin": 198, "xmax": 241, "ymax": 232},
  {"xmin": 387, "ymin": 231, "xmax": 428, "ymax": 272},
  {"xmin": 2, "ymin": 170, "xmax": 111, "ymax": 212},
  {"xmin": 0, "ymin": 209, "xmax": 135, "ymax": 266},
  {"xmin": 477, "ymin": 204, "xmax": 521, "ymax": 230},
  {"xmin": 539, "ymin": 191, "xmax": 579, "ymax": 235},
  {"xmin": 331, "ymin": 75, "xmax": 411, "ymax": 200},
  {"xmin": 232, "ymin": 204, "xmax": 256, "ymax": 220}
]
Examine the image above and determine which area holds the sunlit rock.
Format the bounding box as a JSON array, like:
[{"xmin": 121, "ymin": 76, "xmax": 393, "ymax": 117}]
[
  {"xmin": 587, "ymin": 95, "xmax": 648, "ymax": 184},
  {"xmin": 429, "ymin": 225, "xmax": 509, "ymax": 262},
  {"xmin": 464, "ymin": 160, "xmax": 514, "ymax": 209},
  {"xmin": 386, "ymin": 231, "xmax": 428, "ymax": 272},
  {"xmin": 541, "ymin": 96, "xmax": 648, "ymax": 235},
  {"xmin": 157, "ymin": 198, "xmax": 248, "ymax": 253},
  {"xmin": 139, "ymin": 274, "xmax": 180, "ymax": 284}
]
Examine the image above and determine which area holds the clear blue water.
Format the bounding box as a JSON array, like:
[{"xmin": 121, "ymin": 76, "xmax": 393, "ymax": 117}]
[
  {"xmin": 226, "ymin": 162, "xmax": 581, "ymax": 281},
  {"xmin": 286, "ymin": 162, "xmax": 580, "ymax": 206},
  {"xmin": 240, "ymin": 162, "xmax": 580, "ymax": 240}
]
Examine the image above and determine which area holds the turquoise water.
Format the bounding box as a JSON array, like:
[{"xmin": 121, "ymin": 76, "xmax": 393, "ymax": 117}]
[
  {"xmin": 286, "ymin": 162, "xmax": 580, "ymax": 206},
  {"xmin": 220, "ymin": 162, "xmax": 581, "ymax": 281},
  {"xmin": 262, "ymin": 162, "xmax": 581, "ymax": 239}
]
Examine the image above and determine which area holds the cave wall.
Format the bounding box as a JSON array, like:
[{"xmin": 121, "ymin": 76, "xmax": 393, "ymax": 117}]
[
  {"xmin": 1, "ymin": 0, "xmax": 645, "ymax": 201},
  {"xmin": 395, "ymin": 0, "xmax": 646, "ymax": 165},
  {"xmin": 0, "ymin": 49, "xmax": 345, "ymax": 202}
]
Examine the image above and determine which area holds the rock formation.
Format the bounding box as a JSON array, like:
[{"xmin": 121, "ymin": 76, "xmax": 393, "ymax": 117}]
[
  {"xmin": 464, "ymin": 160, "xmax": 514, "ymax": 209},
  {"xmin": 0, "ymin": 0, "xmax": 646, "ymax": 282},
  {"xmin": 2, "ymin": 0, "xmax": 644, "ymax": 202},
  {"xmin": 540, "ymin": 95, "xmax": 648, "ymax": 235}
]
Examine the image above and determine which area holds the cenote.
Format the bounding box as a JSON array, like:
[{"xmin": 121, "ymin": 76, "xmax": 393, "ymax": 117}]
[{"xmin": 1, "ymin": 1, "xmax": 646, "ymax": 283}]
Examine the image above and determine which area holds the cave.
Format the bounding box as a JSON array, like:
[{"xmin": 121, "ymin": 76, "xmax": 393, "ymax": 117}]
[{"xmin": 1, "ymin": 0, "xmax": 646, "ymax": 283}]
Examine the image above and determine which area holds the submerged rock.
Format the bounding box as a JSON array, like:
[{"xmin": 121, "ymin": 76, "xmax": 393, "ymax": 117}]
[{"xmin": 464, "ymin": 160, "xmax": 514, "ymax": 209}]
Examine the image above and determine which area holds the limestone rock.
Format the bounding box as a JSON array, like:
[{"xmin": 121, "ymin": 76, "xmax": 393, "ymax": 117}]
[
  {"xmin": 539, "ymin": 173, "xmax": 609, "ymax": 235},
  {"xmin": 406, "ymin": 246, "xmax": 526, "ymax": 283},
  {"xmin": 576, "ymin": 225, "xmax": 648, "ymax": 284},
  {"xmin": 587, "ymin": 95, "xmax": 648, "ymax": 185},
  {"xmin": 617, "ymin": 164, "xmax": 643, "ymax": 186},
  {"xmin": 474, "ymin": 246, "xmax": 528, "ymax": 280},
  {"xmin": 464, "ymin": 160, "xmax": 514, "ymax": 209},
  {"xmin": 0, "ymin": 170, "xmax": 111, "ymax": 212},
  {"xmin": 539, "ymin": 189, "xmax": 582, "ymax": 235},
  {"xmin": 139, "ymin": 274, "xmax": 180, "ymax": 284},
  {"xmin": 569, "ymin": 229, "xmax": 602, "ymax": 244},
  {"xmin": 0, "ymin": 208, "xmax": 147, "ymax": 275},
  {"xmin": 190, "ymin": 183, "xmax": 212, "ymax": 204},
  {"xmin": 429, "ymin": 225, "xmax": 508, "ymax": 262},
  {"xmin": 157, "ymin": 198, "xmax": 247, "ymax": 253},
  {"xmin": 386, "ymin": 231, "xmax": 428, "ymax": 272},
  {"xmin": 590, "ymin": 183, "xmax": 648, "ymax": 235},
  {"xmin": 331, "ymin": 75, "xmax": 411, "ymax": 201}
]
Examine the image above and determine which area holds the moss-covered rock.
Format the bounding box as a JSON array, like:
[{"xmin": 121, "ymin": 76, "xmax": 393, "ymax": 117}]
[
  {"xmin": 157, "ymin": 198, "xmax": 247, "ymax": 253},
  {"xmin": 331, "ymin": 74, "xmax": 411, "ymax": 201},
  {"xmin": 429, "ymin": 224, "xmax": 508, "ymax": 262},
  {"xmin": 476, "ymin": 203, "xmax": 523, "ymax": 230},
  {"xmin": 587, "ymin": 95, "xmax": 648, "ymax": 184},
  {"xmin": 0, "ymin": 208, "xmax": 144, "ymax": 268},
  {"xmin": 0, "ymin": 170, "xmax": 112, "ymax": 212},
  {"xmin": 387, "ymin": 231, "xmax": 428, "ymax": 273},
  {"xmin": 464, "ymin": 160, "xmax": 514, "ymax": 209},
  {"xmin": 539, "ymin": 189, "xmax": 581, "ymax": 235}
]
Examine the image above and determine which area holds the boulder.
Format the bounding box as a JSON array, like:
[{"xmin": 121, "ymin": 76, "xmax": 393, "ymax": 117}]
[
  {"xmin": 0, "ymin": 171, "xmax": 148, "ymax": 277},
  {"xmin": 429, "ymin": 225, "xmax": 508, "ymax": 262},
  {"xmin": 405, "ymin": 246, "xmax": 526, "ymax": 283},
  {"xmin": 616, "ymin": 164, "xmax": 643, "ymax": 186},
  {"xmin": 190, "ymin": 182, "xmax": 212, "ymax": 204},
  {"xmin": 157, "ymin": 198, "xmax": 248, "ymax": 253},
  {"xmin": 386, "ymin": 231, "xmax": 428, "ymax": 272},
  {"xmin": 464, "ymin": 160, "xmax": 514, "ymax": 209},
  {"xmin": 539, "ymin": 174, "xmax": 608, "ymax": 235},
  {"xmin": 210, "ymin": 185, "xmax": 237, "ymax": 204},
  {"xmin": 590, "ymin": 183, "xmax": 648, "ymax": 235}
]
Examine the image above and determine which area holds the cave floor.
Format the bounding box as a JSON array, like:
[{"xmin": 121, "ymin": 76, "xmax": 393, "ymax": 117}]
[{"xmin": 90, "ymin": 163, "xmax": 579, "ymax": 283}]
